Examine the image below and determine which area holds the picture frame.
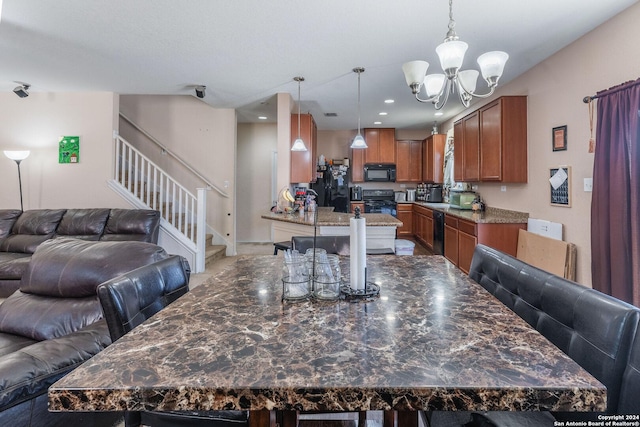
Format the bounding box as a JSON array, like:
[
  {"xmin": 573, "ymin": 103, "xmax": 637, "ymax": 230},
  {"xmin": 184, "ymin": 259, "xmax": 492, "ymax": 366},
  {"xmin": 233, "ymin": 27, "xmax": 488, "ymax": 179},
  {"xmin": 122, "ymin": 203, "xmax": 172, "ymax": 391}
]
[
  {"xmin": 552, "ymin": 125, "xmax": 567, "ymax": 151},
  {"xmin": 550, "ymin": 166, "xmax": 571, "ymax": 207}
]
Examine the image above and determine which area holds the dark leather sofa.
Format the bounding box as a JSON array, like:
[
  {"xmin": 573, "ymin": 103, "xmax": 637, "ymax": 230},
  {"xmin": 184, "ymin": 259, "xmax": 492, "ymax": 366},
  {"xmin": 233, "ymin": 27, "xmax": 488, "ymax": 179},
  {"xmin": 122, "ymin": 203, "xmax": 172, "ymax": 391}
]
[
  {"xmin": 433, "ymin": 244, "xmax": 640, "ymax": 426},
  {"xmin": 0, "ymin": 208, "xmax": 161, "ymax": 297},
  {"xmin": 0, "ymin": 237, "xmax": 171, "ymax": 427}
]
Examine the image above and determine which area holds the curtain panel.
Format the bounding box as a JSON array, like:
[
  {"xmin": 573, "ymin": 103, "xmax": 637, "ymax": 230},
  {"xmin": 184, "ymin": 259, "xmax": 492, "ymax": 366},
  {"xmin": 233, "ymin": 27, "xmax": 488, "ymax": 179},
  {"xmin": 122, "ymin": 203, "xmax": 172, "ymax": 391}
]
[{"xmin": 591, "ymin": 78, "xmax": 640, "ymax": 307}]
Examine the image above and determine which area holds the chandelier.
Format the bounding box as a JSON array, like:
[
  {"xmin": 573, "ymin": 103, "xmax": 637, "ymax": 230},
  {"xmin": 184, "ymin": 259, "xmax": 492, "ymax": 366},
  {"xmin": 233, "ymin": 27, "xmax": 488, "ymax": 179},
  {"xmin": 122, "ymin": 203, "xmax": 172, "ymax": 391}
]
[{"xmin": 401, "ymin": 0, "xmax": 508, "ymax": 110}]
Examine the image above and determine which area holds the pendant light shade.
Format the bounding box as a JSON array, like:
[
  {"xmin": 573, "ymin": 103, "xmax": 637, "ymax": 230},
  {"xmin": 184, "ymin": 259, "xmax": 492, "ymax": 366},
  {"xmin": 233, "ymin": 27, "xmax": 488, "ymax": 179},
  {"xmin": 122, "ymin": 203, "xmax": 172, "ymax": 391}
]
[
  {"xmin": 350, "ymin": 67, "xmax": 367, "ymax": 149},
  {"xmin": 291, "ymin": 76, "xmax": 308, "ymax": 152}
]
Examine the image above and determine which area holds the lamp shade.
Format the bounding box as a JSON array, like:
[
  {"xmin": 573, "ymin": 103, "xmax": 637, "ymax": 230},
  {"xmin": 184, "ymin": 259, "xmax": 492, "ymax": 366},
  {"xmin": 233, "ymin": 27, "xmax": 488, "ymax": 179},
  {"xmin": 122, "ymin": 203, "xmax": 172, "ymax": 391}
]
[
  {"xmin": 477, "ymin": 51, "xmax": 509, "ymax": 81},
  {"xmin": 458, "ymin": 70, "xmax": 479, "ymax": 94},
  {"xmin": 291, "ymin": 138, "xmax": 308, "ymax": 152},
  {"xmin": 350, "ymin": 133, "xmax": 367, "ymax": 149},
  {"xmin": 402, "ymin": 61, "xmax": 430, "ymax": 86},
  {"xmin": 436, "ymin": 40, "xmax": 468, "ymax": 73},
  {"xmin": 424, "ymin": 74, "xmax": 446, "ymax": 97},
  {"xmin": 4, "ymin": 150, "xmax": 30, "ymax": 161}
]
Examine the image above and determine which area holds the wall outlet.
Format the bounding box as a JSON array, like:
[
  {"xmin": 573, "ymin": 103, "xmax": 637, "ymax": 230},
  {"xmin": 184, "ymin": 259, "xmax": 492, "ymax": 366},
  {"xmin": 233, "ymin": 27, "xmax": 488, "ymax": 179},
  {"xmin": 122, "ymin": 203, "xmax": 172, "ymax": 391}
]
[
  {"xmin": 501, "ymin": 185, "xmax": 507, "ymax": 192},
  {"xmin": 584, "ymin": 177, "xmax": 593, "ymax": 192},
  {"xmin": 400, "ymin": 184, "xmax": 406, "ymax": 188}
]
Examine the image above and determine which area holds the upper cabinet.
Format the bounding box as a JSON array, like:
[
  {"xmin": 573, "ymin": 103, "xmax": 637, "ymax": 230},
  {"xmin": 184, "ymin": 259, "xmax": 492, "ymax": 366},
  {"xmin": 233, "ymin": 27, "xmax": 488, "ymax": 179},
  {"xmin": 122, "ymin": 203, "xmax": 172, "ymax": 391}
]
[
  {"xmin": 396, "ymin": 139, "xmax": 423, "ymax": 182},
  {"xmin": 364, "ymin": 128, "xmax": 396, "ymax": 164},
  {"xmin": 479, "ymin": 96, "xmax": 527, "ymax": 182},
  {"xmin": 454, "ymin": 111, "xmax": 480, "ymax": 182},
  {"xmin": 290, "ymin": 113, "xmax": 318, "ymax": 184},
  {"xmin": 422, "ymin": 134, "xmax": 446, "ymax": 183},
  {"xmin": 454, "ymin": 96, "xmax": 527, "ymax": 183},
  {"xmin": 351, "ymin": 128, "xmax": 396, "ymax": 183}
]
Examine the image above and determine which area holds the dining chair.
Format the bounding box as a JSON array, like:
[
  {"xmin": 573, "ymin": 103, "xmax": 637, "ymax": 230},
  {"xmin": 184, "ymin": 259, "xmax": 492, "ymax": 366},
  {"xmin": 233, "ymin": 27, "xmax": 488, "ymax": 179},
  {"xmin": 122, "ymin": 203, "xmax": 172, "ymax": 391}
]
[
  {"xmin": 97, "ymin": 255, "xmax": 249, "ymax": 427},
  {"xmin": 291, "ymin": 235, "xmax": 350, "ymax": 255}
]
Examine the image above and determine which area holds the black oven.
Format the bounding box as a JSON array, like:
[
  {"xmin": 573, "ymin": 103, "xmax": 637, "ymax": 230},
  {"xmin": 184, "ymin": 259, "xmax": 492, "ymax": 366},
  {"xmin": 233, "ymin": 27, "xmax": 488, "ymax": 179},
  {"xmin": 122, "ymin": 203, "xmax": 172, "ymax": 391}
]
[
  {"xmin": 364, "ymin": 163, "xmax": 396, "ymax": 182},
  {"xmin": 362, "ymin": 189, "xmax": 397, "ymax": 217}
]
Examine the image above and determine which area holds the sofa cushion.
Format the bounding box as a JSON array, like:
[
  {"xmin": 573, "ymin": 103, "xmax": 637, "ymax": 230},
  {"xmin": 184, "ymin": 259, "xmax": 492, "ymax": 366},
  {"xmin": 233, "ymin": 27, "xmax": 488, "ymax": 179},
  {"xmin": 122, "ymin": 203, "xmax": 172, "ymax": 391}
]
[
  {"xmin": 55, "ymin": 208, "xmax": 110, "ymax": 240},
  {"xmin": 0, "ymin": 333, "xmax": 37, "ymax": 358},
  {"xmin": 0, "ymin": 321, "xmax": 110, "ymax": 412},
  {"xmin": 0, "ymin": 291, "xmax": 102, "ymax": 341},
  {"xmin": 20, "ymin": 237, "xmax": 168, "ymax": 298},
  {"xmin": 0, "ymin": 253, "xmax": 31, "ymax": 280},
  {"xmin": 0, "ymin": 210, "xmax": 22, "ymax": 242},
  {"xmin": 101, "ymin": 209, "xmax": 160, "ymax": 243},
  {"xmin": 0, "ymin": 209, "xmax": 66, "ymax": 254}
]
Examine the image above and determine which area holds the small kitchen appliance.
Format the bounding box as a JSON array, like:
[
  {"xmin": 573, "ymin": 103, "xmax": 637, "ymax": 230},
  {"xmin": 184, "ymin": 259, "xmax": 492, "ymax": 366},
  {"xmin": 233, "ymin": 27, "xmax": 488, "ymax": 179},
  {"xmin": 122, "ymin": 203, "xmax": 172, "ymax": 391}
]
[
  {"xmin": 449, "ymin": 191, "xmax": 476, "ymax": 210},
  {"xmin": 364, "ymin": 163, "xmax": 396, "ymax": 182},
  {"xmin": 350, "ymin": 185, "xmax": 363, "ymax": 201}
]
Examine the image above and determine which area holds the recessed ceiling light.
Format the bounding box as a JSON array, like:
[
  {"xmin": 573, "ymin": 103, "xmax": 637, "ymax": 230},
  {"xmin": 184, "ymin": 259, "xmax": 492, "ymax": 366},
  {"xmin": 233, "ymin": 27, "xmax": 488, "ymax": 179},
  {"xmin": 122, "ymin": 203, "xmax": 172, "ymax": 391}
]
[
  {"xmin": 258, "ymin": 116, "xmax": 267, "ymax": 120},
  {"xmin": 379, "ymin": 112, "xmax": 387, "ymax": 116},
  {"xmin": 374, "ymin": 121, "xmax": 382, "ymax": 125},
  {"xmin": 384, "ymin": 99, "xmax": 394, "ymax": 104},
  {"xmin": 435, "ymin": 112, "xmax": 444, "ymax": 116}
]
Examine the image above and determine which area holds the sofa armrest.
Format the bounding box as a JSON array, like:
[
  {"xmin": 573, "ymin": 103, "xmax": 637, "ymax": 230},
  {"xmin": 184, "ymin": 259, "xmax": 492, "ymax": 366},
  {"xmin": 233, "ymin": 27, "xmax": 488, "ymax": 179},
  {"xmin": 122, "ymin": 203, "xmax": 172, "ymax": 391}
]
[{"xmin": 0, "ymin": 321, "xmax": 111, "ymax": 412}]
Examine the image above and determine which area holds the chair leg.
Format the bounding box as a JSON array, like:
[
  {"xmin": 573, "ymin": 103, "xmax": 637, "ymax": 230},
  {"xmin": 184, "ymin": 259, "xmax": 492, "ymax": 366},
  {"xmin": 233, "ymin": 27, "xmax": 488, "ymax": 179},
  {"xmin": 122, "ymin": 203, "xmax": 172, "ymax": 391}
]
[{"xmin": 124, "ymin": 411, "xmax": 142, "ymax": 427}]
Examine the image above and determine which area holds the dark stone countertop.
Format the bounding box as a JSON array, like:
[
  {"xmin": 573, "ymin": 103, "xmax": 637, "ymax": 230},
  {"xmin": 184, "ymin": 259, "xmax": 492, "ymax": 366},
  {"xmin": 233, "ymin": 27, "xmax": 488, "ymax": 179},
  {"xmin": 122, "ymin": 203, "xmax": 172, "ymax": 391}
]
[
  {"xmin": 262, "ymin": 211, "xmax": 403, "ymax": 227},
  {"xmin": 400, "ymin": 202, "xmax": 529, "ymax": 224},
  {"xmin": 49, "ymin": 255, "xmax": 605, "ymax": 413}
]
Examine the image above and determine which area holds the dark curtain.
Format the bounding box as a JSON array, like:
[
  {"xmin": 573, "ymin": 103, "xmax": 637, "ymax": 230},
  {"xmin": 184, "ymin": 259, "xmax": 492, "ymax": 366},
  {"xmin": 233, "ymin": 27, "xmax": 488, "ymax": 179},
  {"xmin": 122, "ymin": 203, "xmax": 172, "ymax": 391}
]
[{"xmin": 591, "ymin": 78, "xmax": 640, "ymax": 307}]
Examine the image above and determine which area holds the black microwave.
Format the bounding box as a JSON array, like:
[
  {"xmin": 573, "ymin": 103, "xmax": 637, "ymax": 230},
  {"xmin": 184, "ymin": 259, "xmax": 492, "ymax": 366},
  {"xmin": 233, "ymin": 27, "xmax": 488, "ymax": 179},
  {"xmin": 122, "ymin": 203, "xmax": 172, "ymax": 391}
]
[{"xmin": 364, "ymin": 163, "xmax": 396, "ymax": 182}]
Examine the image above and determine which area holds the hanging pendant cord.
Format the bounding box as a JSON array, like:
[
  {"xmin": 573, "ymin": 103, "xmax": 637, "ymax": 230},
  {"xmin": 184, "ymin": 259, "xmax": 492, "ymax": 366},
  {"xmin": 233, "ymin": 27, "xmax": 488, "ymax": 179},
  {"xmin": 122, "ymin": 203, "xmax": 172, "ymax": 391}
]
[
  {"xmin": 297, "ymin": 80, "xmax": 302, "ymax": 139},
  {"xmin": 357, "ymin": 71, "xmax": 361, "ymax": 134}
]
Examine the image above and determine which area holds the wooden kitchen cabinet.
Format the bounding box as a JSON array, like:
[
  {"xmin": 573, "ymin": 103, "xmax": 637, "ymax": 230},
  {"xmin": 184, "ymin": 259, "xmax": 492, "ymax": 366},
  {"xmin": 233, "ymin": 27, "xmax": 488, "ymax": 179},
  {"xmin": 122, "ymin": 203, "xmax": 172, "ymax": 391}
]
[
  {"xmin": 453, "ymin": 96, "xmax": 527, "ymax": 183},
  {"xmin": 364, "ymin": 128, "xmax": 396, "ymax": 164},
  {"xmin": 422, "ymin": 134, "xmax": 447, "ymax": 183},
  {"xmin": 453, "ymin": 112, "xmax": 480, "ymax": 182},
  {"xmin": 396, "ymin": 203, "xmax": 413, "ymax": 237},
  {"xmin": 479, "ymin": 96, "xmax": 528, "ymax": 182},
  {"xmin": 396, "ymin": 140, "xmax": 423, "ymax": 182},
  {"xmin": 444, "ymin": 215, "xmax": 459, "ymax": 266},
  {"xmin": 351, "ymin": 128, "xmax": 395, "ymax": 182},
  {"xmin": 443, "ymin": 212, "xmax": 526, "ymax": 274},
  {"xmin": 290, "ymin": 113, "xmax": 318, "ymax": 183},
  {"xmin": 413, "ymin": 205, "xmax": 433, "ymax": 251},
  {"xmin": 351, "ymin": 147, "xmax": 365, "ymax": 182}
]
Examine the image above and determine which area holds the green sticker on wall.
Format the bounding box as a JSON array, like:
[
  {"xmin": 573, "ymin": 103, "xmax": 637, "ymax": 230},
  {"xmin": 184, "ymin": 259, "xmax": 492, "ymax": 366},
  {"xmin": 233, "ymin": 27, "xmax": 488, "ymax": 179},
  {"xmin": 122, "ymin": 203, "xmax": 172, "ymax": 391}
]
[{"xmin": 59, "ymin": 136, "xmax": 80, "ymax": 163}]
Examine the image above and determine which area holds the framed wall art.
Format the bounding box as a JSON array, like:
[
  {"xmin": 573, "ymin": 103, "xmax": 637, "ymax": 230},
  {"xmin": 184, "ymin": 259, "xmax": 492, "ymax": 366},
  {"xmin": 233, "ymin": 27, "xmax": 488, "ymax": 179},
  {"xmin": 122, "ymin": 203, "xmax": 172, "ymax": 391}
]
[
  {"xmin": 552, "ymin": 125, "xmax": 567, "ymax": 151},
  {"xmin": 59, "ymin": 136, "xmax": 80, "ymax": 163},
  {"xmin": 550, "ymin": 166, "xmax": 571, "ymax": 207}
]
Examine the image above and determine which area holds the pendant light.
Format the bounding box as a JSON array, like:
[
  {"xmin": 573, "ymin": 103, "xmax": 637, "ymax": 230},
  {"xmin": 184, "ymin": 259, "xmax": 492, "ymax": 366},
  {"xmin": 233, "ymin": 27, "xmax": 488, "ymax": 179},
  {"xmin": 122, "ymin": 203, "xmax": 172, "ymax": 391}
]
[
  {"xmin": 351, "ymin": 67, "xmax": 368, "ymax": 149},
  {"xmin": 291, "ymin": 76, "xmax": 308, "ymax": 152}
]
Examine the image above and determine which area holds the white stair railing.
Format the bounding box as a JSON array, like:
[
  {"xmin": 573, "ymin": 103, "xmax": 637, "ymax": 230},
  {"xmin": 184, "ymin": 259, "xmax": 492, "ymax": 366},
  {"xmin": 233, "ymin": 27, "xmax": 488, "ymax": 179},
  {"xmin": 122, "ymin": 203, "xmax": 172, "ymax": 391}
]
[{"xmin": 114, "ymin": 135, "xmax": 207, "ymax": 271}]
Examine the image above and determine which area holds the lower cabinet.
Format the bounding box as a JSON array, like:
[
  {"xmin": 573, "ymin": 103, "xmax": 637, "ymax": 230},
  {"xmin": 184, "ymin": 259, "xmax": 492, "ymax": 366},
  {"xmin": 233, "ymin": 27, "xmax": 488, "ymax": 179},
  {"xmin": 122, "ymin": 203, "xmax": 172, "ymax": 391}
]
[
  {"xmin": 413, "ymin": 205, "xmax": 433, "ymax": 251},
  {"xmin": 396, "ymin": 203, "xmax": 413, "ymax": 237},
  {"xmin": 444, "ymin": 213, "xmax": 526, "ymax": 274}
]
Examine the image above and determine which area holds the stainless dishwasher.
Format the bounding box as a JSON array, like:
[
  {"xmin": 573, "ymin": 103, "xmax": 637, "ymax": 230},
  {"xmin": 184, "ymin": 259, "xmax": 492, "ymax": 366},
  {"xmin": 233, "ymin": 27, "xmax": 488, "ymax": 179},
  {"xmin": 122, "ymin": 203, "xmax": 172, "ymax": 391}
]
[{"xmin": 433, "ymin": 210, "xmax": 445, "ymax": 255}]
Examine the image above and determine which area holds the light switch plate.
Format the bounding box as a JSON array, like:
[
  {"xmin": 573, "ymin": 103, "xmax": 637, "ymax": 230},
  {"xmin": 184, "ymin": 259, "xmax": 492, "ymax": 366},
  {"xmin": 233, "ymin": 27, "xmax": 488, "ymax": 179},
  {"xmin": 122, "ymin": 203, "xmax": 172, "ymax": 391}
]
[
  {"xmin": 501, "ymin": 186, "xmax": 507, "ymax": 192},
  {"xmin": 584, "ymin": 178, "xmax": 593, "ymax": 192}
]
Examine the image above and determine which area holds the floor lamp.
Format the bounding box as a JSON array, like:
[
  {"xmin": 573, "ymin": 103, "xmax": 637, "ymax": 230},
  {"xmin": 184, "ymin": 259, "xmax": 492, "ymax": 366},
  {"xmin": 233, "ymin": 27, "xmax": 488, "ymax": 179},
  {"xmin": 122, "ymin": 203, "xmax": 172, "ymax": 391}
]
[{"xmin": 3, "ymin": 150, "xmax": 30, "ymax": 212}]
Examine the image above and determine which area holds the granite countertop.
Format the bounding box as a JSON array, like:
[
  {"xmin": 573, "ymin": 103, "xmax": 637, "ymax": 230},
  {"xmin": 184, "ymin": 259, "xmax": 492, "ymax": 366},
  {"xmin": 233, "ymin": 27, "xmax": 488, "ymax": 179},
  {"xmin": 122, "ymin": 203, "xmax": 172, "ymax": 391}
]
[
  {"xmin": 262, "ymin": 211, "xmax": 403, "ymax": 227},
  {"xmin": 404, "ymin": 202, "xmax": 529, "ymax": 224},
  {"xmin": 50, "ymin": 255, "xmax": 605, "ymax": 414}
]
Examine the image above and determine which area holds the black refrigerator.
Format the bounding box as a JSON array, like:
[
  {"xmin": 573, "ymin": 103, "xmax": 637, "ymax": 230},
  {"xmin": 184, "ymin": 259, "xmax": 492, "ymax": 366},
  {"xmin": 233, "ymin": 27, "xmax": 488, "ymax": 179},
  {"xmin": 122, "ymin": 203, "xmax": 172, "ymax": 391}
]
[{"xmin": 310, "ymin": 164, "xmax": 350, "ymax": 213}]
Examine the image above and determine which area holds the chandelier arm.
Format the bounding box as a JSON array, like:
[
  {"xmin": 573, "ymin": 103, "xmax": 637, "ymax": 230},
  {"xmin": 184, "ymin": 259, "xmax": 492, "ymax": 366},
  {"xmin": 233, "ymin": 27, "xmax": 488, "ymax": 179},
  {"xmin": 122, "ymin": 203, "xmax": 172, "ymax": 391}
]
[
  {"xmin": 433, "ymin": 79, "xmax": 452, "ymax": 110},
  {"xmin": 464, "ymin": 85, "xmax": 497, "ymax": 99},
  {"xmin": 414, "ymin": 92, "xmax": 441, "ymax": 104}
]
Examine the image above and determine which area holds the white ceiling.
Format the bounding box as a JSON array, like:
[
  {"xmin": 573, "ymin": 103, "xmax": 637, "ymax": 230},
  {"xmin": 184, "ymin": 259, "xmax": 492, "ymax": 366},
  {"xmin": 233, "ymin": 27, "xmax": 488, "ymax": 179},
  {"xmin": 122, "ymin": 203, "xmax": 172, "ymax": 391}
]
[{"xmin": 0, "ymin": 0, "xmax": 637, "ymax": 130}]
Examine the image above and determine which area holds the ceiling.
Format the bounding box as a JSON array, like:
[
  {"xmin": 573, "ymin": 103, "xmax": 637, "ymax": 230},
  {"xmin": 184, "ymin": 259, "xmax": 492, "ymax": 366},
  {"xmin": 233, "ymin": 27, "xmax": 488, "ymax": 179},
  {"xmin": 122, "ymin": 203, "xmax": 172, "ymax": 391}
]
[{"xmin": 0, "ymin": 0, "xmax": 637, "ymax": 131}]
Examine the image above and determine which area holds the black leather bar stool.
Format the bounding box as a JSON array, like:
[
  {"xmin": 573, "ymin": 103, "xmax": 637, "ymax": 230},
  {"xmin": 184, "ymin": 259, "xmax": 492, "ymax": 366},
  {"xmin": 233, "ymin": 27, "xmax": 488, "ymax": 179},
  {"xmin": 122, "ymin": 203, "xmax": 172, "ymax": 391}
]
[{"xmin": 273, "ymin": 241, "xmax": 291, "ymax": 255}]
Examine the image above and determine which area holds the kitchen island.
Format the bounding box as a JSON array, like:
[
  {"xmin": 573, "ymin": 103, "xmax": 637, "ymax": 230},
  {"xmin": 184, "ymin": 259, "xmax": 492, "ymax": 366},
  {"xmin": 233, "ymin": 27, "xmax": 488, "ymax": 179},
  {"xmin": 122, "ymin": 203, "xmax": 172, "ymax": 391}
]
[
  {"xmin": 262, "ymin": 210, "xmax": 403, "ymax": 253},
  {"xmin": 49, "ymin": 255, "xmax": 605, "ymax": 426}
]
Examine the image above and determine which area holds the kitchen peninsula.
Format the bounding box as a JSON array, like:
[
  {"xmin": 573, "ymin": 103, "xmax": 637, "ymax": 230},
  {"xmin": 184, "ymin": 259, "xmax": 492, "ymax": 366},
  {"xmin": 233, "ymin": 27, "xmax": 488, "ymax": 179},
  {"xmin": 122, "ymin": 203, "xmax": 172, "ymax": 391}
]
[{"xmin": 262, "ymin": 210, "xmax": 402, "ymax": 253}]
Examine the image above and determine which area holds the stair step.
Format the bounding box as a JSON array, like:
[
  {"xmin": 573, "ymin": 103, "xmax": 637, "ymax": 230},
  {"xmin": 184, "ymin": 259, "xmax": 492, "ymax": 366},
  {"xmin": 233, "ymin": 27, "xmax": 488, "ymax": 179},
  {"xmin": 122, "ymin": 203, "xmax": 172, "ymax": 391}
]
[{"xmin": 205, "ymin": 245, "xmax": 226, "ymax": 266}]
